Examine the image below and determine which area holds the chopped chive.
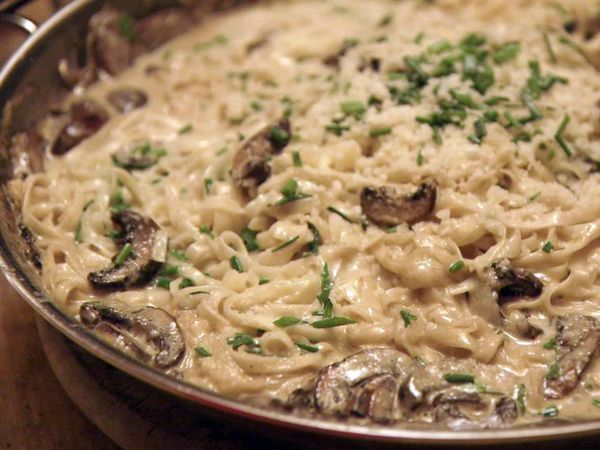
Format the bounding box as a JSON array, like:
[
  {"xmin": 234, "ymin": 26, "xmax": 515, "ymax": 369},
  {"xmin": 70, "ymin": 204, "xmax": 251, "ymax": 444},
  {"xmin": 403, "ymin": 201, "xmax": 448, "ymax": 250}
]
[
  {"xmin": 74, "ymin": 220, "xmax": 83, "ymax": 243},
  {"xmin": 528, "ymin": 192, "xmax": 541, "ymax": 202},
  {"xmin": 484, "ymin": 96, "xmax": 509, "ymax": 106},
  {"xmin": 292, "ymin": 151, "xmax": 303, "ymax": 167},
  {"xmin": 273, "ymin": 316, "xmax": 302, "ymax": 328},
  {"xmin": 317, "ymin": 263, "xmax": 333, "ymax": 318},
  {"xmin": 171, "ymin": 249, "xmax": 188, "ymax": 261},
  {"xmin": 369, "ymin": 127, "xmax": 392, "ymax": 137},
  {"xmin": 592, "ymin": 399, "xmax": 600, "ymax": 408},
  {"xmin": 199, "ymin": 225, "xmax": 215, "ymax": 239},
  {"xmin": 427, "ymin": 39, "xmax": 453, "ymax": 55},
  {"xmin": 178, "ymin": 124, "xmax": 193, "ymax": 134},
  {"xmin": 194, "ymin": 346, "xmax": 212, "ymax": 357},
  {"xmin": 190, "ymin": 290, "xmax": 209, "ymax": 295},
  {"xmin": 448, "ymin": 259, "xmax": 465, "ymax": 274},
  {"xmin": 341, "ymin": 101, "xmax": 367, "ymax": 119},
  {"xmin": 492, "ymin": 42, "xmax": 521, "ymax": 65},
  {"xmin": 443, "ymin": 372, "xmax": 475, "ymax": 384},
  {"xmin": 542, "ymin": 32, "xmax": 557, "ymax": 63},
  {"xmin": 274, "ymin": 179, "xmax": 312, "ymax": 206},
  {"xmin": 327, "ymin": 206, "xmax": 354, "ymax": 223},
  {"xmin": 259, "ymin": 276, "xmax": 271, "ymax": 285},
  {"xmin": 558, "ymin": 36, "xmax": 586, "ymax": 58},
  {"xmin": 250, "ymin": 100, "xmax": 263, "ymax": 112},
  {"xmin": 155, "ymin": 277, "xmax": 171, "ymax": 289},
  {"xmin": 400, "ymin": 309, "xmax": 417, "ymax": 327},
  {"xmin": 414, "ymin": 31, "xmax": 425, "ymax": 44},
  {"xmin": 296, "ymin": 342, "xmax": 320, "ymax": 353},
  {"xmin": 386, "ymin": 226, "xmax": 397, "ymax": 234},
  {"xmin": 468, "ymin": 117, "xmax": 487, "ymax": 144},
  {"xmin": 325, "ymin": 122, "xmax": 350, "ymax": 136},
  {"xmin": 416, "ymin": 149, "xmax": 425, "ymax": 166},
  {"xmin": 555, "ymin": 114, "xmax": 572, "ymax": 157},
  {"xmin": 307, "ymin": 222, "xmax": 321, "ymax": 255},
  {"xmin": 204, "ymin": 178, "xmax": 213, "ymax": 194},
  {"xmin": 546, "ymin": 362, "xmax": 560, "ymax": 380},
  {"xmin": 475, "ymin": 384, "xmax": 505, "ymax": 396},
  {"xmin": 516, "ymin": 384, "xmax": 527, "ymax": 415},
  {"xmin": 114, "ymin": 243, "xmax": 133, "ymax": 267},
  {"xmin": 543, "ymin": 337, "xmax": 557, "ymax": 350},
  {"xmin": 227, "ymin": 333, "xmax": 256, "ymax": 350},
  {"xmin": 161, "ymin": 265, "xmax": 179, "ymax": 277},
  {"xmin": 179, "ymin": 278, "xmax": 195, "ymax": 289},
  {"xmin": 230, "ymin": 255, "xmax": 244, "ymax": 273},
  {"xmin": 269, "ymin": 126, "xmax": 291, "ymax": 148},
  {"xmin": 311, "ymin": 316, "xmax": 357, "ymax": 329},
  {"xmin": 387, "ymin": 71, "xmax": 404, "ymax": 81},
  {"xmin": 541, "ymin": 405, "xmax": 559, "ymax": 418},
  {"xmin": 241, "ymin": 228, "xmax": 260, "ymax": 252},
  {"xmin": 272, "ymin": 236, "xmax": 300, "ymax": 252},
  {"xmin": 542, "ymin": 241, "xmax": 554, "ymax": 253}
]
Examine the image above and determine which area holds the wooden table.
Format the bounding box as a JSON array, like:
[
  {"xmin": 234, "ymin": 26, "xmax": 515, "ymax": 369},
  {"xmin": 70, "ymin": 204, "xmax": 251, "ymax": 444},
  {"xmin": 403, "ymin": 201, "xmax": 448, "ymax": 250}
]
[{"xmin": 0, "ymin": 275, "xmax": 118, "ymax": 449}]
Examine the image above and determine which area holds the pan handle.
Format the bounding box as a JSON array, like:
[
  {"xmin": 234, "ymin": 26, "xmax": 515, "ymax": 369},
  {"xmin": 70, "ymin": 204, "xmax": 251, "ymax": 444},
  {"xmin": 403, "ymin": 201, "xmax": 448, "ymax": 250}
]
[{"xmin": 0, "ymin": 0, "xmax": 38, "ymax": 35}]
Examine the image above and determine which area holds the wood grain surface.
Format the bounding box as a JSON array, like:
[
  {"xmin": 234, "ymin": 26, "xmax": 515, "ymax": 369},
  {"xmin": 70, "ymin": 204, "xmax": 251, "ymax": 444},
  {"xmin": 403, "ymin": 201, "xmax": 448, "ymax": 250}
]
[{"xmin": 0, "ymin": 275, "xmax": 118, "ymax": 450}]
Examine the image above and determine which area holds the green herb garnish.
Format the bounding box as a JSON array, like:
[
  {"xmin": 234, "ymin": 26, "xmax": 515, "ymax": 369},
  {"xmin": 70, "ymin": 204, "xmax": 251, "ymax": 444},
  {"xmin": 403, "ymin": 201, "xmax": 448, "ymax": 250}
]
[
  {"xmin": 292, "ymin": 151, "xmax": 303, "ymax": 168},
  {"xmin": 542, "ymin": 241, "xmax": 554, "ymax": 253},
  {"xmin": 448, "ymin": 259, "xmax": 465, "ymax": 274},
  {"xmin": 327, "ymin": 206, "xmax": 354, "ymax": 223},
  {"xmin": 194, "ymin": 346, "xmax": 212, "ymax": 357},
  {"xmin": 241, "ymin": 228, "xmax": 260, "ymax": 252},
  {"xmin": 546, "ymin": 362, "xmax": 560, "ymax": 380},
  {"xmin": 296, "ymin": 342, "xmax": 320, "ymax": 353},
  {"xmin": 179, "ymin": 278, "xmax": 195, "ymax": 289},
  {"xmin": 369, "ymin": 127, "xmax": 392, "ymax": 138},
  {"xmin": 269, "ymin": 126, "xmax": 291, "ymax": 148},
  {"xmin": 178, "ymin": 124, "xmax": 193, "ymax": 134},
  {"xmin": 307, "ymin": 222, "xmax": 321, "ymax": 255},
  {"xmin": 204, "ymin": 178, "xmax": 213, "ymax": 194},
  {"xmin": 274, "ymin": 179, "xmax": 312, "ymax": 206},
  {"xmin": 543, "ymin": 337, "xmax": 557, "ymax": 350},
  {"xmin": 227, "ymin": 333, "xmax": 256, "ymax": 350},
  {"xmin": 400, "ymin": 309, "xmax": 417, "ymax": 327},
  {"xmin": 114, "ymin": 243, "xmax": 133, "ymax": 267},
  {"xmin": 492, "ymin": 42, "xmax": 521, "ymax": 64},
  {"xmin": 259, "ymin": 276, "xmax": 271, "ymax": 285},
  {"xmin": 194, "ymin": 34, "xmax": 228, "ymax": 51},
  {"xmin": 341, "ymin": 101, "xmax": 367, "ymax": 120},
  {"xmin": 118, "ymin": 13, "xmax": 137, "ymax": 42},
  {"xmin": 318, "ymin": 263, "xmax": 333, "ymax": 318},
  {"xmin": 230, "ymin": 255, "xmax": 244, "ymax": 273},
  {"xmin": 199, "ymin": 225, "xmax": 215, "ymax": 239},
  {"xmin": 311, "ymin": 316, "xmax": 357, "ymax": 329},
  {"xmin": 171, "ymin": 250, "xmax": 188, "ymax": 261},
  {"xmin": 443, "ymin": 372, "xmax": 475, "ymax": 384},
  {"xmin": 555, "ymin": 114, "xmax": 572, "ymax": 157},
  {"xmin": 516, "ymin": 384, "xmax": 527, "ymax": 415},
  {"xmin": 272, "ymin": 236, "xmax": 300, "ymax": 252},
  {"xmin": 273, "ymin": 316, "xmax": 302, "ymax": 328},
  {"xmin": 541, "ymin": 405, "xmax": 559, "ymax": 418}
]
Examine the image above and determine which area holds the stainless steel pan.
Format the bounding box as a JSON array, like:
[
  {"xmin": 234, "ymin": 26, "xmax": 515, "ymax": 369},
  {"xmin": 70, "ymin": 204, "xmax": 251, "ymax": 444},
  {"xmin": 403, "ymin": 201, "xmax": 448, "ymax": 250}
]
[{"xmin": 1, "ymin": 1, "xmax": 600, "ymax": 445}]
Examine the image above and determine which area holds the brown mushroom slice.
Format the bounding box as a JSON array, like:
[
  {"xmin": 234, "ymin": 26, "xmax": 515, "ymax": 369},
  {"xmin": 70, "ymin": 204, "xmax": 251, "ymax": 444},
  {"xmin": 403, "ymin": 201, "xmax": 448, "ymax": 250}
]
[
  {"xmin": 352, "ymin": 374, "xmax": 402, "ymax": 423},
  {"xmin": 107, "ymin": 88, "xmax": 148, "ymax": 114},
  {"xmin": 50, "ymin": 100, "xmax": 109, "ymax": 155},
  {"xmin": 493, "ymin": 397, "xmax": 518, "ymax": 424},
  {"xmin": 544, "ymin": 314, "xmax": 600, "ymax": 399},
  {"xmin": 88, "ymin": 7, "xmax": 137, "ymax": 76},
  {"xmin": 88, "ymin": 211, "xmax": 161, "ymax": 290},
  {"xmin": 314, "ymin": 348, "xmax": 415, "ymax": 417},
  {"xmin": 135, "ymin": 8, "xmax": 194, "ymax": 52},
  {"xmin": 360, "ymin": 183, "xmax": 437, "ymax": 227},
  {"xmin": 487, "ymin": 259, "xmax": 543, "ymax": 303},
  {"xmin": 231, "ymin": 118, "xmax": 291, "ymax": 196},
  {"xmin": 10, "ymin": 131, "xmax": 45, "ymax": 175},
  {"xmin": 79, "ymin": 302, "xmax": 185, "ymax": 368}
]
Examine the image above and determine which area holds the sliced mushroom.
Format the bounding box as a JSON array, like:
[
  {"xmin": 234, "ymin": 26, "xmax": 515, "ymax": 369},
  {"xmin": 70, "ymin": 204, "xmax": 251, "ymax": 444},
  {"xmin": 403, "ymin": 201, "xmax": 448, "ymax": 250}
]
[
  {"xmin": 88, "ymin": 7, "xmax": 137, "ymax": 76},
  {"xmin": 493, "ymin": 397, "xmax": 518, "ymax": 424},
  {"xmin": 487, "ymin": 259, "xmax": 543, "ymax": 303},
  {"xmin": 135, "ymin": 8, "xmax": 194, "ymax": 52},
  {"xmin": 360, "ymin": 183, "xmax": 437, "ymax": 227},
  {"xmin": 505, "ymin": 310, "xmax": 543, "ymax": 340},
  {"xmin": 18, "ymin": 223, "xmax": 42, "ymax": 269},
  {"xmin": 314, "ymin": 348, "xmax": 415, "ymax": 417},
  {"xmin": 107, "ymin": 88, "xmax": 148, "ymax": 113},
  {"xmin": 50, "ymin": 100, "xmax": 109, "ymax": 155},
  {"xmin": 544, "ymin": 314, "xmax": 600, "ymax": 399},
  {"xmin": 231, "ymin": 118, "xmax": 291, "ymax": 196},
  {"xmin": 10, "ymin": 131, "xmax": 45, "ymax": 176},
  {"xmin": 80, "ymin": 302, "xmax": 185, "ymax": 368},
  {"xmin": 352, "ymin": 374, "xmax": 402, "ymax": 423},
  {"xmin": 88, "ymin": 210, "xmax": 161, "ymax": 290}
]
